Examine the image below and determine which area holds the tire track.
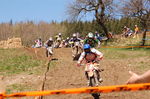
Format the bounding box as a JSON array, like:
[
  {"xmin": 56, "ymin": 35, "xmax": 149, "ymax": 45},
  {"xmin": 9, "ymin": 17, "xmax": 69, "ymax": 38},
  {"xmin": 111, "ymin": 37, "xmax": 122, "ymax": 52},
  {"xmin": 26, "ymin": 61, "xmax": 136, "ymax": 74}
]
[{"xmin": 40, "ymin": 61, "xmax": 51, "ymax": 99}]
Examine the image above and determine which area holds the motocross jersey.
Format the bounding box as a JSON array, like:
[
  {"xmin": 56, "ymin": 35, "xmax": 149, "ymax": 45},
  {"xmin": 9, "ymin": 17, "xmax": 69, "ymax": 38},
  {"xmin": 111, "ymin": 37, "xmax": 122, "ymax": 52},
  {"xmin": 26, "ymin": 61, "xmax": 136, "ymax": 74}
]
[
  {"xmin": 69, "ymin": 37, "xmax": 82, "ymax": 42},
  {"xmin": 46, "ymin": 40, "xmax": 53, "ymax": 47},
  {"xmin": 84, "ymin": 38, "xmax": 99, "ymax": 48},
  {"xmin": 77, "ymin": 48, "xmax": 103, "ymax": 64},
  {"xmin": 34, "ymin": 39, "xmax": 42, "ymax": 48},
  {"xmin": 69, "ymin": 37, "xmax": 82, "ymax": 46}
]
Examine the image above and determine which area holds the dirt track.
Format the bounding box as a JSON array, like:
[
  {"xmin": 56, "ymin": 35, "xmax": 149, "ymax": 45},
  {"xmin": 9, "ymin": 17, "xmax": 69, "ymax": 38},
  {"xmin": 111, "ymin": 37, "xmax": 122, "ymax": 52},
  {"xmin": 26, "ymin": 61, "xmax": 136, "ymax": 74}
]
[
  {"xmin": 39, "ymin": 48, "xmax": 150, "ymax": 99},
  {"xmin": 2, "ymin": 48, "xmax": 149, "ymax": 99}
]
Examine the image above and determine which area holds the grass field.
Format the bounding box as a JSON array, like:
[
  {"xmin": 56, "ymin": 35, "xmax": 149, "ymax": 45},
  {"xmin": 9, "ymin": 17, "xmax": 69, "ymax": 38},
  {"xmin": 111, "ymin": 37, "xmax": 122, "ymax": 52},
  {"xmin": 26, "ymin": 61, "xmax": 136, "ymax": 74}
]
[{"xmin": 0, "ymin": 48, "xmax": 45, "ymax": 76}]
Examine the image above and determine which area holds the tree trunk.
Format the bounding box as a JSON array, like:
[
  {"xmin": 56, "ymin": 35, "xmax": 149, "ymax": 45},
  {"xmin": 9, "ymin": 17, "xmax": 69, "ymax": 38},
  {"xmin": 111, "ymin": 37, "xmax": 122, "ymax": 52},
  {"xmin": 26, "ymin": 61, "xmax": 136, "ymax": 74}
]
[
  {"xmin": 99, "ymin": 22, "xmax": 110, "ymax": 39},
  {"xmin": 141, "ymin": 28, "xmax": 147, "ymax": 46}
]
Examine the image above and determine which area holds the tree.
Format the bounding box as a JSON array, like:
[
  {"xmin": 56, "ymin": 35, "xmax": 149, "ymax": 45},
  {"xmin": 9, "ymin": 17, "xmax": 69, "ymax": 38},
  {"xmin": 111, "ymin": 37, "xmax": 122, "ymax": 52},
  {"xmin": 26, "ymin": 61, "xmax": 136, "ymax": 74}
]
[
  {"xmin": 122, "ymin": 0, "xmax": 150, "ymax": 46},
  {"xmin": 68, "ymin": 0, "xmax": 115, "ymax": 39}
]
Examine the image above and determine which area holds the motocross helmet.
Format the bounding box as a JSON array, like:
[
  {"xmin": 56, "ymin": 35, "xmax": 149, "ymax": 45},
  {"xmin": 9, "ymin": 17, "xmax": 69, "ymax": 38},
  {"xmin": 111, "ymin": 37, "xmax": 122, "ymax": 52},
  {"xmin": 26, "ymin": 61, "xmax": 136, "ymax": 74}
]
[
  {"xmin": 83, "ymin": 44, "xmax": 91, "ymax": 53},
  {"xmin": 73, "ymin": 33, "xmax": 77, "ymax": 37},
  {"xmin": 83, "ymin": 44, "xmax": 91, "ymax": 50},
  {"xmin": 67, "ymin": 37, "xmax": 69, "ymax": 40},
  {"xmin": 88, "ymin": 32, "xmax": 94, "ymax": 38},
  {"xmin": 49, "ymin": 37, "xmax": 53, "ymax": 41},
  {"xmin": 58, "ymin": 33, "xmax": 62, "ymax": 36}
]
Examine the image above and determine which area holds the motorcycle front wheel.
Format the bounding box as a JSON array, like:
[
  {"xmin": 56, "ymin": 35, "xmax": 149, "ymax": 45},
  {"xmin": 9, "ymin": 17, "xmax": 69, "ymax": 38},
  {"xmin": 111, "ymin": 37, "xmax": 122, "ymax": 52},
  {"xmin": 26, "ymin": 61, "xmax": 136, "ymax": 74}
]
[{"xmin": 89, "ymin": 76, "xmax": 100, "ymax": 99}]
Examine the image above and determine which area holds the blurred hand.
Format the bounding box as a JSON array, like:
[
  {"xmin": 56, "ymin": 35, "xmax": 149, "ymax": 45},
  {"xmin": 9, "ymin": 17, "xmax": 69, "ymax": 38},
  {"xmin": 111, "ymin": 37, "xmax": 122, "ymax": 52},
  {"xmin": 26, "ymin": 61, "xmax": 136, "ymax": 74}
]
[
  {"xmin": 77, "ymin": 63, "xmax": 81, "ymax": 67},
  {"xmin": 126, "ymin": 71, "xmax": 140, "ymax": 84},
  {"xmin": 97, "ymin": 57, "xmax": 103, "ymax": 61}
]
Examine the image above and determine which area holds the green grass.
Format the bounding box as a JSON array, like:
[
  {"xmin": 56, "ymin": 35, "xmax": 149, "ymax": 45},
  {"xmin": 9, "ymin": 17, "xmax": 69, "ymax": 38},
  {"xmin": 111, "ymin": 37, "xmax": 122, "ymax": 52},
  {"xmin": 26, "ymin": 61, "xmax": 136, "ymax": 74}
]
[
  {"xmin": 99, "ymin": 47, "xmax": 150, "ymax": 59},
  {"xmin": 99, "ymin": 48, "xmax": 150, "ymax": 72},
  {"xmin": 6, "ymin": 84, "xmax": 35, "ymax": 94},
  {"xmin": 0, "ymin": 48, "xmax": 45, "ymax": 75},
  {"xmin": 103, "ymin": 34, "xmax": 150, "ymax": 47}
]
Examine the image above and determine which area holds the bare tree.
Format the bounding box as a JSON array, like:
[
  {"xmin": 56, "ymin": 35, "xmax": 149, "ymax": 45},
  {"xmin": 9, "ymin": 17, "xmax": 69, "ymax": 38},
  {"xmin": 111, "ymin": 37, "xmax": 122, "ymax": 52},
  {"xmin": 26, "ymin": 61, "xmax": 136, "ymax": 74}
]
[
  {"xmin": 68, "ymin": 0, "xmax": 115, "ymax": 39},
  {"xmin": 122, "ymin": 0, "xmax": 150, "ymax": 46}
]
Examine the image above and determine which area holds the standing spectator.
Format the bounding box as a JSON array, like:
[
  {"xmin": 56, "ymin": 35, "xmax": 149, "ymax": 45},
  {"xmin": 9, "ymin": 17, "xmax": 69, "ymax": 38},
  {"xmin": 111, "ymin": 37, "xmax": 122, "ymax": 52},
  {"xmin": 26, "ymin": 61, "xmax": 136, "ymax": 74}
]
[{"xmin": 133, "ymin": 25, "xmax": 139, "ymax": 38}]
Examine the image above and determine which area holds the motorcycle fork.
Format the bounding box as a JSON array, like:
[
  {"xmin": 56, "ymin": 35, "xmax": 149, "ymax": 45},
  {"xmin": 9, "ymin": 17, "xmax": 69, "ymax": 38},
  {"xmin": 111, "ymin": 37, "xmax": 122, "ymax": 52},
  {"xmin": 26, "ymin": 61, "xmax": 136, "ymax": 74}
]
[
  {"xmin": 93, "ymin": 71, "xmax": 99, "ymax": 85},
  {"xmin": 46, "ymin": 50, "xmax": 49, "ymax": 57},
  {"xmin": 85, "ymin": 71, "xmax": 89, "ymax": 80},
  {"xmin": 76, "ymin": 46, "xmax": 79, "ymax": 55}
]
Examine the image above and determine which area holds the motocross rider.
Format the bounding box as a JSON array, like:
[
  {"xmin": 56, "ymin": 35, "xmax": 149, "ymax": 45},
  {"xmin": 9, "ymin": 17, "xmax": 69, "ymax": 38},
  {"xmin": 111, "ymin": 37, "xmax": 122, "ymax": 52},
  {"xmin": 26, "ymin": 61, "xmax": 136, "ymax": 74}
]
[
  {"xmin": 84, "ymin": 32, "xmax": 100, "ymax": 48},
  {"xmin": 77, "ymin": 44, "xmax": 103, "ymax": 86},
  {"xmin": 69, "ymin": 33, "xmax": 83, "ymax": 57},
  {"xmin": 54, "ymin": 33, "xmax": 63, "ymax": 48},
  {"xmin": 64, "ymin": 37, "xmax": 70, "ymax": 47},
  {"xmin": 69, "ymin": 33, "xmax": 82, "ymax": 47},
  {"xmin": 45, "ymin": 37, "xmax": 54, "ymax": 58},
  {"xmin": 34, "ymin": 38, "xmax": 42, "ymax": 48}
]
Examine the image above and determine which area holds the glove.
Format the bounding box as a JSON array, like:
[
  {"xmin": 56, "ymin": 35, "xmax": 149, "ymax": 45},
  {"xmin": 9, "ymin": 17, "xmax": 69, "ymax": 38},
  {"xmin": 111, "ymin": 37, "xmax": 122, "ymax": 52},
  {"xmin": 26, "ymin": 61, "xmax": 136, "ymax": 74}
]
[
  {"xmin": 77, "ymin": 63, "xmax": 81, "ymax": 67},
  {"xmin": 96, "ymin": 57, "xmax": 103, "ymax": 61}
]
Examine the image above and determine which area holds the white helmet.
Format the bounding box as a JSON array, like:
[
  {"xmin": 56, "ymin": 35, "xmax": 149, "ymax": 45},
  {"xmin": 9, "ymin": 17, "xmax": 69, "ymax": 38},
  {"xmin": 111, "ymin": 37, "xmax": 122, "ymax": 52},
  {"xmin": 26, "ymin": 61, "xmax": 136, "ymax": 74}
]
[
  {"xmin": 67, "ymin": 37, "xmax": 69, "ymax": 39},
  {"xmin": 58, "ymin": 33, "xmax": 62, "ymax": 36},
  {"xmin": 49, "ymin": 37, "xmax": 53, "ymax": 41},
  {"xmin": 88, "ymin": 32, "xmax": 94, "ymax": 38},
  {"xmin": 73, "ymin": 33, "xmax": 77, "ymax": 37}
]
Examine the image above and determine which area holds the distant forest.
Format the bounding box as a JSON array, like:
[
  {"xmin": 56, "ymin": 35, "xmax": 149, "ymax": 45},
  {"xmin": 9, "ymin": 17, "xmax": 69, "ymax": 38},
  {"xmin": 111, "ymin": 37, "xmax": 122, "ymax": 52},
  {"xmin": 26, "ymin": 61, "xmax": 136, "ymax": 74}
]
[{"xmin": 0, "ymin": 17, "xmax": 148, "ymax": 46}]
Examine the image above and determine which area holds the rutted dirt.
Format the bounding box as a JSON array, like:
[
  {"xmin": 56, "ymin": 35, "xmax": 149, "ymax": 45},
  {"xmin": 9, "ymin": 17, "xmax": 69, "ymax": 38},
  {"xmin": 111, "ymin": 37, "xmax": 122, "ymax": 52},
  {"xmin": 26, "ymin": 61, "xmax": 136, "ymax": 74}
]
[{"xmin": 41, "ymin": 48, "xmax": 150, "ymax": 99}]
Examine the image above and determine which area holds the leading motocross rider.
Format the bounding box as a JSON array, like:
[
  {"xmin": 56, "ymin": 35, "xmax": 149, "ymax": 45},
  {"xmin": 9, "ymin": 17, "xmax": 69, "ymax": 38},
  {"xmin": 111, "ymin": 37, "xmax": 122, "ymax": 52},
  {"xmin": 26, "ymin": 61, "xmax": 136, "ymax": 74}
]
[{"xmin": 77, "ymin": 44, "xmax": 103, "ymax": 86}]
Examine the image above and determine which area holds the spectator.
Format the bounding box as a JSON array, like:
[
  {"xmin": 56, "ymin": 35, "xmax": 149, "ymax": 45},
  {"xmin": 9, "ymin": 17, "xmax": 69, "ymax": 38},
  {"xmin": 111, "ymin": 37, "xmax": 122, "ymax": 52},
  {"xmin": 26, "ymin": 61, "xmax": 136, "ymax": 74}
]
[
  {"xmin": 126, "ymin": 70, "xmax": 150, "ymax": 84},
  {"xmin": 133, "ymin": 25, "xmax": 139, "ymax": 38}
]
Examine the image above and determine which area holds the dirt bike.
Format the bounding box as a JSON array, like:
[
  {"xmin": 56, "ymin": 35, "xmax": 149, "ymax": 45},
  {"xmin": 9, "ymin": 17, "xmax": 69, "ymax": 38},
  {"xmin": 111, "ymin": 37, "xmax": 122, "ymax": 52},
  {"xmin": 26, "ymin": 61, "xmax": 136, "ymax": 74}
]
[
  {"xmin": 64, "ymin": 42, "xmax": 70, "ymax": 48},
  {"xmin": 54, "ymin": 40, "xmax": 61, "ymax": 48},
  {"xmin": 85, "ymin": 63, "xmax": 104, "ymax": 99},
  {"xmin": 46, "ymin": 46, "xmax": 53, "ymax": 60},
  {"xmin": 71, "ymin": 41, "xmax": 82, "ymax": 60}
]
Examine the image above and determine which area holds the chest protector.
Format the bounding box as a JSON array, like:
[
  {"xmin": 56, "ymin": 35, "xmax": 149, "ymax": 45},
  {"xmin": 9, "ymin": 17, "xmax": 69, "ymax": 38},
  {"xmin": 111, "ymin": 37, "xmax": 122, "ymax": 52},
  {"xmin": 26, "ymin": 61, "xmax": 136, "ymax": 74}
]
[
  {"xmin": 47, "ymin": 40, "xmax": 53, "ymax": 46},
  {"xmin": 85, "ymin": 52, "xmax": 97, "ymax": 63}
]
